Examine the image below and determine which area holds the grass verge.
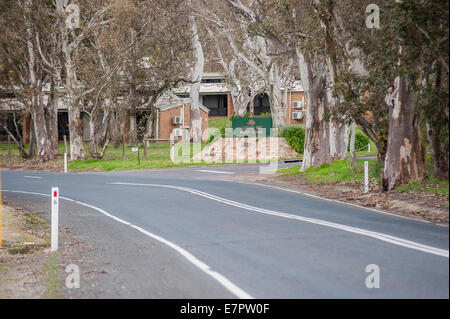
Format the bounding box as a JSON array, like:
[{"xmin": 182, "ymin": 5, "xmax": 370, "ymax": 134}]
[
  {"xmin": 277, "ymin": 159, "xmax": 382, "ymax": 183},
  {"xmin": 277, "ymin": 157, "xmax": 449, "ymax": 197},
  {"xmin": 41, "ymin": 255, "xmax": 62, "ymax": 299}
]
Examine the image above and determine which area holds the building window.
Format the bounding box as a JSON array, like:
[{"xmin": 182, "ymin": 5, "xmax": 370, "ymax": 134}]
[{"xmin": 202, "ymin": 94, "xmax": 227, "ymax": 116}]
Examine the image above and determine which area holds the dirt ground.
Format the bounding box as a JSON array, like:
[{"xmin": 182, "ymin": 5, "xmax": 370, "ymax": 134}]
[
  {"xmin": 0, "ymin": 204, "xmax": 51, "ymax": 298},
  {"xmin": 0, "ymin": 202, "xmax": 95, "ymax": 298},
  {"xmin": 1, "ymin": 157, "xmax": 65, "ymax": 172},
  {"xmin": 223, "ymin": 173, "xmax": 449, "ymax": 224}
]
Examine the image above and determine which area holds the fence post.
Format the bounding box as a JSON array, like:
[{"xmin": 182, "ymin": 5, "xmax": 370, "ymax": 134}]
[
  {"xmin": 122, "ymin": 138, "xmax": 126, "ymax": 160},
  {"xmin": 143, "ymin": 138, "xmax": 147, "ymax": 161}
]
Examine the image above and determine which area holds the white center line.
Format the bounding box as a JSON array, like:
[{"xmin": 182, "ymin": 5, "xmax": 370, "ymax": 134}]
[
  {"xmin": 196, "ymin": 170, "xmax": 236, "ymax": 175},
  {"xmin": 24, "ymin": 176, "xmax": 43, "ymax": 179}
]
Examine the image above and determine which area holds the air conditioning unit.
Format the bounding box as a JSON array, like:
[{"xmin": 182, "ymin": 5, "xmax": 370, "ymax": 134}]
[
  {"xmin": 292, "ymin": 112, "xmax": 304, "ymax": 120},
  {"xmin": 292, "ymin": 100, "xmax": 304, "ymax": 109},
  {"xmin": 172, "ymin": 116, "xmax": 183, "ymax": 125},
  {"xmin": 172, "ymin": 128, "xmax": 183, "ymax": 137}
]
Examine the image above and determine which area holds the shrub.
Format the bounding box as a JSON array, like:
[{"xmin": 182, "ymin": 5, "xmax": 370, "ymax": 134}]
[
  {"xmin": 259, "ymin": 112, "xmax": 272, "ymax": 117},
  {"xmin": 350, "ymin": 131, "xmax": 371, "ymax": 151},
  {"xmin": 280, "ymin": 126, "xmax": 305, "ymax": 154}
]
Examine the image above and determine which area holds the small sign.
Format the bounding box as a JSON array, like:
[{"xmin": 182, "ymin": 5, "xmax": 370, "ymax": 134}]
[{"xmin": 132, "ymin": 147, "xmax": 139, "ymax": 152}]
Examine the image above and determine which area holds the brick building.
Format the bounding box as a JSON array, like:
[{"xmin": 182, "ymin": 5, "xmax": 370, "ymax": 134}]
[
  {"xmin": 154, "ymin": 92, "xmax": 209, "ymax": 142},
  {"xmin": 173, "ymin": 73, "xmax": 307, "ymax": 125}
]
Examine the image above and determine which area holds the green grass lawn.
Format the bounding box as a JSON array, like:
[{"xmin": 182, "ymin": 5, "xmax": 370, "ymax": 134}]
[
  {"xmin": 208, "ymin": 117, "xmax": 231, "ymax": 131},
  {"xmin": 67, "ymin": 142, "xmax": 215, "ymax": 171}
]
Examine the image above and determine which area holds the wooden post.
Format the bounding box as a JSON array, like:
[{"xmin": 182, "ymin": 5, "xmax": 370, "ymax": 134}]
[
  {"xmin": 22, "ymin": 112, "xmax": 31, "ymax": 144},
  {"xmin": 143, "ymin": 138, "xmax": 147, "ymax": 161},
  {"xmin": 122, "ymin": 138, "xmax": 126, "ymax": 160},
  {"xmin": 7, "ymin": 135, "xmax": 11, "ymax": 156}
]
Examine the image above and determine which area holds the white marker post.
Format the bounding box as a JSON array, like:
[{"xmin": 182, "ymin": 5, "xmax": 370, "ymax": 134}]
[
  {"xmin": 51, "ymin": 187, "xmax": 59, "ymax": 251},
  {"xmin": 64, "ymin": 152, "xmax": 68, "ymax": 173},
  {"xmin": 368, "ymin": 144, "xmax": 371, "ymax": 153},
  {"xmin": 364, "ymin": 161, "xmax": 369, "ymax": 193}
]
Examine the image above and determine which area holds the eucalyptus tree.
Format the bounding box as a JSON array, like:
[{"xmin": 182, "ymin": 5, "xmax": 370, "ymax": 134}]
[{"xmin": 0, "ymin": 0, "xmax": 57, "ymax": 162}]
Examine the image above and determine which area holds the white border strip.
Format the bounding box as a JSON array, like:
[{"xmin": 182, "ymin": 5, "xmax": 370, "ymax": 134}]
[
  {"xmin": 216, "ymin": 179, "xmax": 443, "ymax": 225},
  {"xmin": 109, "ymin": 182, "xmax": 449, "ymax": 258},
  {"xmin": 1, "ymin": 189, "xmax": 253, "ymax": 299},
  {"xmin": 196, "ymin": 170, "xmax": 236, "ymax": 175}
]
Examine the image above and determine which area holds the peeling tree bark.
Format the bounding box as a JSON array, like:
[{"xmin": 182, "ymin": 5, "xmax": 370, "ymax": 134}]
[
  {"xmin": 298, "ymin": 51, "xmax": 331, "ymax": 171},
  {"xmin": 382, "ymin": 75, "xmax": 425, "ymax": 191},
  {"xmin": 268, "ymin": 62, "xmax": 286, "ymax": 127}
]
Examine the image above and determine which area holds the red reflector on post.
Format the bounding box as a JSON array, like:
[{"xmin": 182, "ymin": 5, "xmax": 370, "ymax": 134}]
[{"xmin": 54, "ymin": 191, "xmax": 57, "ymax": 197}]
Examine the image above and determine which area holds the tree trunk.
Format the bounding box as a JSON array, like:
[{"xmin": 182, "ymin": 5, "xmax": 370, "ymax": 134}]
[
  {"xmin": 268, "ymin": 63, "xmax": 285, "ymax": 127},
  {"xmin": 28, "ymin": 117, "xmax": 36, "ymax": 157},
  {"xmin": 297, "ymin": 51, "xmax": 331, "ymax": 171},
  {"xmin": 329, "ymin": 119, "xmax": 350, "ymax": 161},
  {"xmin": 32, "ymin": 90, "xmax": 53, "ymax": 162},
  {"xmin": 68, "ymin": 102, "xmax": 86, "ymax": 161},
  {"xmin": 382, "ymin": 75, "xmax": 425, "ymax": 191},
  {"xmin": 349, "ymin": 122, "xmax": 356, "ymax": 166},
  {"xmin": 128, "ymin": 32, "xmax": 138, "ymax": 147},
  {"xmin": 57, "ymin": 0, "xmax": 86, "ymax": 161},
  {"xmin": 65, "ymin": 62, "xmax": 86, "ymax": 160},
  {"xmin": 301, "ymin": 85, "xmax": 331, "ymax": 171},
  {"xmin": 87, "ymin": 107, "xmax": 110, "ymax": 159},
  {"xmin": 46, "ymin": 78, "xmax": 59, "ymax": 157},
  {"xmin": 188, "ymin": 9, "xmax": 204, "ymax": 143},
  {"xmin": 230, "ymin": 86, "xmax": 250, "ymax": 116},
  {"xmin": 426, "ymin": 122, "xmax": 449, "ymax": 180}
]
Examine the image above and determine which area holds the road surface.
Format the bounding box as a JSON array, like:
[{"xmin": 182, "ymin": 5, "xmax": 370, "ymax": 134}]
[{"xmin": 1, "ymin": 164, "xmax": 448, "ymax": 298}]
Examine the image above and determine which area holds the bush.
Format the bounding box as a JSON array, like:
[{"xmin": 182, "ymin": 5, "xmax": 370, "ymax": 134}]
[
  {"xmin": 259, "ymin": 112, "xmax": 272, "ymax": 117},
  {"xmin": 350, "ymin": 131, "xmax": 371, "ymax": 151},
  {"xmin": 280, "ymin": 126, "xmax": 305, "ymax": 154}
]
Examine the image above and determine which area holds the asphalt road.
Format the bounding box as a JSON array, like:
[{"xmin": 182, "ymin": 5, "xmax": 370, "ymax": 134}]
[{"xmin": 1, "ymin": 164, "xmax": 448, "ymax": 298}]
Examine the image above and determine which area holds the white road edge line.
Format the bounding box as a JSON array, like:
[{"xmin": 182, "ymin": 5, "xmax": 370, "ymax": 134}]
[
  {"xmin": 216, "ymin": 179, "xmax": 440, "ymax": 225},
  {"xmin": 1, "ymin": 189, "xmax": 253, "ymax": 299},
  {"xmin": 196, "ymin": 170, "xmax": 236, "ymax": 175},
  {"xmin": 109, "ymin": 182, "xmax": 449, "ymax": 258},
  {"xmin": 23, "ymin": 176, "xmax": 43, "ymax": 179}
]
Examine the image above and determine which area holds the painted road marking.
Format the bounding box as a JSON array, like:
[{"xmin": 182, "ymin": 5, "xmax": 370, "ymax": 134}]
[
  {"xmin": 196, "ymin": 170, "xmax": 236, "ymax": 175},
  {"xmin": 216, "ymin": 179, "xmax": 435, "ymax": 225},
  {"xmin": 110, "ymin": 182, "xmax": 449, "ymax": 258},
  {"xmin": 0, "ymin": 189, "xmax": 253, "ymax": 299},
  {"xmin": 24, "ymin": 176, "xmax": 43, "ymax": 179}
]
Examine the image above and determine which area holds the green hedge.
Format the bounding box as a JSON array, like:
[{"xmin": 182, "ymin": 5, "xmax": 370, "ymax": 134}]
[
  {"xmin": 350, "ymin": 131, "xmax": 371, "ymax": 151},
  {"xmin": 280, "ymin": 126, "xmax": 305, "ymax": 154}
]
